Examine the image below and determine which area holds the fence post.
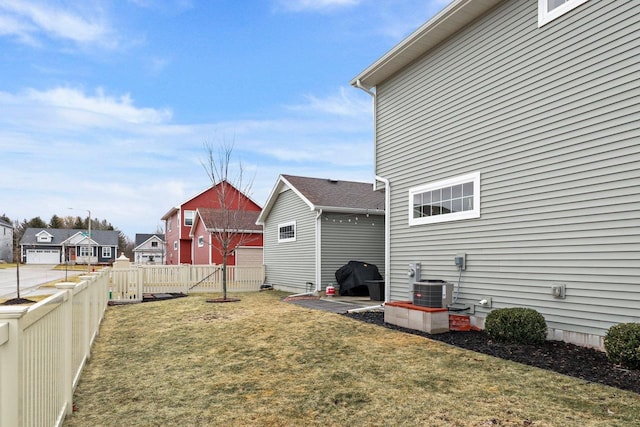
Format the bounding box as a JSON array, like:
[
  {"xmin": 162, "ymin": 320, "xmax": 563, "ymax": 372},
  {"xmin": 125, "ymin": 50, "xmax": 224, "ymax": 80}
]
[
  {"xmin": 181, "ymin": 265, "xmax": 191, "ymax": 294},
  {"xmin": 0, "ymin": 306, "xmax": 29, "ymax": 427},
  {"xmin": 57, "ymin": 283, "xmax": 76, "ymax": 418}
]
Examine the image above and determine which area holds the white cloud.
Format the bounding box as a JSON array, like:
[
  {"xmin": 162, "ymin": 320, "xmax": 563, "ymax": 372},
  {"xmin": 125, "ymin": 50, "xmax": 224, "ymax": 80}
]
[
  {"xmin": 289, "ymin": 86, "xmax": 371, "ymax": 117},
  {"xmin": 274, "ymin": 0, "xmax": 361, "ymax": 13},
  {"xmin": 0, "ymin": 85, "xmax": 374, "ymax": 238},
  {"xmin": 0, "ymin": 0, "xmax": 117, "ymax": 48},
  {"xmin": 0, "ymin": 87, "xmax": 172, "ymax": 129}
]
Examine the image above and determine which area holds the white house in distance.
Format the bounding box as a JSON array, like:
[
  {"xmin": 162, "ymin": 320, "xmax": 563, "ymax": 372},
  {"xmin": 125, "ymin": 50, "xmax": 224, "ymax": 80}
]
[
  {"xmin": 19, "ymin": 228, "xmax": 119, "ymax": 265},
  {"xmin": 351, "ymin": 0, "xmax": 639, "ymax": 349},
  {"xmin": 0, "ymin": 218, "xmax": 13, "ymax": 263},
  {"xmin": 257, "ymin": 175, "xmax": 385, "ymax": 294},
  {"xmin": 132, "ymin": 234, "xmax": 165, "ymax": 264}
]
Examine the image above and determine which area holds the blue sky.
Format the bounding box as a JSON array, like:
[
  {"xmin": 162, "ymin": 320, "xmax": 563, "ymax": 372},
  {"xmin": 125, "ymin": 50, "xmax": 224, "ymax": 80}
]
[{"xmin": 0, "ymin": 0, "xmax": 448, "ymax": 239}]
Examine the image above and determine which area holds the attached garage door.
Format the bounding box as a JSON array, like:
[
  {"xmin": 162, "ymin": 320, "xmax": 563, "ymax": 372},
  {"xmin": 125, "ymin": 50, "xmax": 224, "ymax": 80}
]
[
  {"xmin": 235, "ymin": 247, "xmax": 263, "ymax": 267},
  {"xmin": 26, "ymin": 249, "xmax": 61, "ymax": 264}
]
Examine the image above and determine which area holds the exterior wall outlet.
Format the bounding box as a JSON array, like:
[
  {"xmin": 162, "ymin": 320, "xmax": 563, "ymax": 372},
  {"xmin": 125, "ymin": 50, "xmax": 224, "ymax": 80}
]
[
  {"xmin": 551, "ymin": 284, "xmax": 566, "ymax": 299},
  {"xmin": 454, "ymin": 253, "xmax": 466, "ymax": 270}
]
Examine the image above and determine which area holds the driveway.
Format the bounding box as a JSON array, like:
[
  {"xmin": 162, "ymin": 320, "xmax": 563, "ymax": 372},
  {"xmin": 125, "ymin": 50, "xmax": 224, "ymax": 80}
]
[{"xmin": 0, "ymin": 265, "xmax": 76, "ymax": 299}]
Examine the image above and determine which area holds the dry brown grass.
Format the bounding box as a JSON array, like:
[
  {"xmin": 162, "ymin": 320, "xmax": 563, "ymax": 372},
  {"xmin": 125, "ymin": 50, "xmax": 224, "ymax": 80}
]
[{"xmin": 64, "ymin": 292, "xmax": 640, "ymax": 427}]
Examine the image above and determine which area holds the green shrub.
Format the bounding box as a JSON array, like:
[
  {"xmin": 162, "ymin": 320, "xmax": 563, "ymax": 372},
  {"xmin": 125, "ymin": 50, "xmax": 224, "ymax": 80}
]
[
  {"xmin": 604, "ymin": 323, "xmax": 640, "ymax": 370},
  {"xmin": 485, "ymin": 307, "xmax": 547, "ymax": 345}
]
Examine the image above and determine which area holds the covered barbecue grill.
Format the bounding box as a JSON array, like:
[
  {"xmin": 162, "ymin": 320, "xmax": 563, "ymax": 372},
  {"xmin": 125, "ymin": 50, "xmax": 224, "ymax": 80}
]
[{"xmin": 334, "ymin": 260, "xmax": 383, "ymax": 297}]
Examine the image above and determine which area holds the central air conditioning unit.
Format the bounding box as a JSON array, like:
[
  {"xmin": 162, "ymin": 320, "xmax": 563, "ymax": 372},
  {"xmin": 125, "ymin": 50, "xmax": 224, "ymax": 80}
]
[{"xmin": 413, "ymin": 280, "xmax": 453, "ymax": 308}]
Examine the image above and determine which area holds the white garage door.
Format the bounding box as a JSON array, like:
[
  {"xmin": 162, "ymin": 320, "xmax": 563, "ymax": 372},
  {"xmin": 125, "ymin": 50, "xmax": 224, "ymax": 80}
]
[{"xmin": 26, "ymin": 249, "xmax": 61, "ymax": 264}]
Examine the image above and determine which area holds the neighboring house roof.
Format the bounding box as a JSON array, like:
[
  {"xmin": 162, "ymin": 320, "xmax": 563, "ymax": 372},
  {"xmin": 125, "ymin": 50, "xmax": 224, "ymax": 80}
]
[
  {"xmin": 133, "ymin": 233, "xmax": 165, "ymax": 250},
  {"xmin": 257, "ymin": 175, "xmax": 385, "ymax": 224},
  {"xmin": 19, "ymin": 228, "xmax": 119, "ymax": 246},
  {"xmin": 0, "ymin": 218, "xmax": 12, "ymax": 228},
  {"xmin": 193, "ymin": 208, "xmax": 262, "ymax": 234},
  {"xmin": 350, "ymin": 0, "xmax": 503, "ymax": 89},
  {"xmin": 161, "ymin": 180, "xmax": 261, "ymax": 220}
]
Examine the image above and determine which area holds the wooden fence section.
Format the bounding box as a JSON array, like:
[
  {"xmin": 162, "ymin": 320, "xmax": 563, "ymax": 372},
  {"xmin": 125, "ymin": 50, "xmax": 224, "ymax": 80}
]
[
  {"xmin": 0, "ymin": 271, "xmax": 109, "ymax": 427},
  {"xmin": 108, "ymin": 264, "xmax": 265, "ymax": 302}
]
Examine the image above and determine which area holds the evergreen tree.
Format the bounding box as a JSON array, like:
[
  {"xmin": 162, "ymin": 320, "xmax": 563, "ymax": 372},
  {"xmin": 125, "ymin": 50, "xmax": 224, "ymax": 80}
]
[
  {"xmin": 49, "ymin": 214, "xmax": 63, "ymax": 229},
  {"xmin": 73, "ymin": 216, "xmax": 85, "ymax": 229},
  {"xmin": 27, "ymin": 216, "xmax": 47, "ymax": 229}
]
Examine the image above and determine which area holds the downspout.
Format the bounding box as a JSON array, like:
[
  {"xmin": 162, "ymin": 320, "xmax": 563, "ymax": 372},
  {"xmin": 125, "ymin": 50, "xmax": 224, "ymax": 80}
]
[
  {"xmin": 375, "ymin": 176, "xmax": 390, "ymax": 304},
  {"xmin": 354, "ymin": 79, "xmax": 390, "ymax": 305},
  {"xmin": 315, "ymin": 209, "xmax": 323, "ymax": 293}
]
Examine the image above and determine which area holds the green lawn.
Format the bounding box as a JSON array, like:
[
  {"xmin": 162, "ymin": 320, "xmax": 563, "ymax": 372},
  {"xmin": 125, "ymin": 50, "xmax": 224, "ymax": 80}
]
[{"xmin": 64, "ymin": 291, "xmax": 640, "ymax": 427}]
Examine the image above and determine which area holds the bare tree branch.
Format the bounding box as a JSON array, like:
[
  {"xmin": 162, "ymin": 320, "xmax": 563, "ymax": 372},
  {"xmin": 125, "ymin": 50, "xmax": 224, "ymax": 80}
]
[{"xmin": 200, "ymin": 137, "xmax": 257, "ymax": 300}]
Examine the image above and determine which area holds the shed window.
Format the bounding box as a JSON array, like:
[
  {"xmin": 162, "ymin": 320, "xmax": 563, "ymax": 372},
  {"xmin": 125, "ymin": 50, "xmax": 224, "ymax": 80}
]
[
  {"xmin": 198, "ymin": 236, "xmax": 204, "ymax": 247},
  {"xmin": 409, "ymin": 172, "xmax": 480, "ymax": 226},
  {"xmin": 278, "ymin": 221, "xmax": 296, "ymax": 243},
  {"xmin": 538, "ymin": 0, "xmax": 589, "ymax": 27}
]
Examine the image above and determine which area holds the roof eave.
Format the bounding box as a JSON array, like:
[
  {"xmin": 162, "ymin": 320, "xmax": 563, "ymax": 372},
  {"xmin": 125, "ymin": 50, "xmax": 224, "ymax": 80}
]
[{"xmin": 350, "ymin": 0, "xmax": 502, "ymax": 90}]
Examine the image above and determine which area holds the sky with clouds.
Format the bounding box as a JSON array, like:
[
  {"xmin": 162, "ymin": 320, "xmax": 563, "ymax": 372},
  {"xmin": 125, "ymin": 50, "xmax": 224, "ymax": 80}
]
[{"xmin": 0, "ymin": 0, "xmax": 450, "ymax": 239}]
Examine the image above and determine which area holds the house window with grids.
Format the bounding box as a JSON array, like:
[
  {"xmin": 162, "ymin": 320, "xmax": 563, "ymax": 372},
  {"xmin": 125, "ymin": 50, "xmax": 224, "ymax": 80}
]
[
  {"xmin": 538, "ymin": 0, "xmax": 589, "ymax": 27},
  {"xmin": 409, "ymin": 172, "xmax": 480, "ymax": 226},
  {"xmin": 278, "ymin": 221, "xmax": 296, "ymax": 243}
]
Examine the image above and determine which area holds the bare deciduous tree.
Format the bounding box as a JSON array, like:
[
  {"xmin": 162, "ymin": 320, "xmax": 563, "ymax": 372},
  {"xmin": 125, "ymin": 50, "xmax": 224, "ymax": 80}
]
[{"xmin": 201, "ymin": 139, "xmax": 256, "ymax": 301}]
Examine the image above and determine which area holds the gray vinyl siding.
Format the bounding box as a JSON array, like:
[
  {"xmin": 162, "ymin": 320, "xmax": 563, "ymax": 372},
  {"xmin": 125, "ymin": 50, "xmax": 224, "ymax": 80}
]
[
  {"xmin": 376, "ymin": 0, "xmax": 640, "ymax": 338},
  {"xmin": 263, "ymin": 188, "xmax": 316, "ymax": 292},
  {"xmin": 319, "ymin": 212, "xmax": 385, "ymax": 289}
]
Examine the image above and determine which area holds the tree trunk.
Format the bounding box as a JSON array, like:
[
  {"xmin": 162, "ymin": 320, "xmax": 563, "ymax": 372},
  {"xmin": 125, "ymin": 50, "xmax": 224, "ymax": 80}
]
[{"xmin": 222, "ymin": 258, "xmax": 227, "ymax": 300}]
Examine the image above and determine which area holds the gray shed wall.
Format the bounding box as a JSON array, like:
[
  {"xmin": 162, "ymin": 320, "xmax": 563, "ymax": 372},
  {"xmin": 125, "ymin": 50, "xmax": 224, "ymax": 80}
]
[
  {"xmin": 263, "ymin": 188, "xmax": 316, "ymax": 292},
  {"xmin": 374, "ymin": 0, "xmax": 640, "ymax": 346}
]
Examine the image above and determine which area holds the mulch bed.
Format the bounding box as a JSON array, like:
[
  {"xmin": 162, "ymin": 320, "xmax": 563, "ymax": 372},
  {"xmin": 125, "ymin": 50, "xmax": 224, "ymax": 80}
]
[
  {"xmin": 345, "ymin": 311, "xmax": 639, "ymax": 394},
  {"xmin": 2, "ymin": 297, "xmax": 36, "ymax": 305}
]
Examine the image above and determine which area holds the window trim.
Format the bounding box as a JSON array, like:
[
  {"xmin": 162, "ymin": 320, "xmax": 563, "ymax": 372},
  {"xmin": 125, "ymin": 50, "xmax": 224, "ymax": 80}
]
[
  {"xmin": 173, "ymin": 241, "xmax": 178, "ymax": 250},
  {"xmin": 102, "ymin": 246, "xmax": 112, "ymax": 258},
  {"xmin": 538, "ymin": 0, "xmax": 589, "ymax": 27},
  {"xmin": 184, "ymin": 210, "xmax": 195, "ymax": 226},
  {"xmin": 408, "ymin": 172, "xmax": 481, "ymax": 226},
  {"xmin": 277, "ymin": 221, "xmax": 296, "ymax": 243},
  {"xmin": 197, "ymin": 236, "xmax": 204, "ymax": 247}
]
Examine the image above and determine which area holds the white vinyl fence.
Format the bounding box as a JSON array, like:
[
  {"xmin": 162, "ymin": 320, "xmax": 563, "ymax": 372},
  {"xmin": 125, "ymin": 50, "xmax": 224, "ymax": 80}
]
[
  {"xmin": 108, "ymin": 264, "xmax": 265, "ymax": 303},
  {"xmin": 0, "ymin": 271, "xmax": 109, "ymax": 427}
]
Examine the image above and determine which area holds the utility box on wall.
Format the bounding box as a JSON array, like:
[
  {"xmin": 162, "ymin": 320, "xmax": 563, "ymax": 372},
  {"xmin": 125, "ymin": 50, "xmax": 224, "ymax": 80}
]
[{"xmin": 413, "ymin": 280, "xmax": 453, "ymax": 308}]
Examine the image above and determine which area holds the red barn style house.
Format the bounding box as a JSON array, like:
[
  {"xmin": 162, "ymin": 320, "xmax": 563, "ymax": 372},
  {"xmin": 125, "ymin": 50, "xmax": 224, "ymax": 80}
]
[{"xmin": 161, "ymin": 181, "xmax": 262, "ymax": 265}]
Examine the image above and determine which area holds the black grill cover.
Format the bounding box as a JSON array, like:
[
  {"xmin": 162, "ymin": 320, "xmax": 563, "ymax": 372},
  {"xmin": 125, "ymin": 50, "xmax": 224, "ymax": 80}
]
[{"xmin": 335, "ymin": 261, "xmax": 383, "ymax": 296}]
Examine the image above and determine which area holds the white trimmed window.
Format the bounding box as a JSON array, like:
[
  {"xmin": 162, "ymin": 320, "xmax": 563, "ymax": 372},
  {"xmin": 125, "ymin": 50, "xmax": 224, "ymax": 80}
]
[
  {"xmin": 198, "ymin": 236, "xmax": 204, "ymax": 247},
  {"xmin": 102, "ymin": 247, "xmax": 112, "ymax": 258},
  {"xmin": 538, "ymin": 0, "xmax": 589, "ymax": 27},
  {"xmin": 184, "ymin": 210, "xmax": 195, "ymax": 226},
  {"xmin": 278, "ymin": 221, "xmax": 296, "ymax": 243},
  {"xmin": 173, "ymin": 241, "xmax": 178, "ymax": 250},
  {"xmin": 409, "ymin": 172, "xmax": 480, "ymax": 226}
]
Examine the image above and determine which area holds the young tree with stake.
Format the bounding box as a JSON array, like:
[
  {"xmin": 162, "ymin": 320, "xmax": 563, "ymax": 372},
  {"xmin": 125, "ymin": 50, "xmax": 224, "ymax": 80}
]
[{"xmin": 201, "ymin": 140, "xmax": 256, "ymax": 301}]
